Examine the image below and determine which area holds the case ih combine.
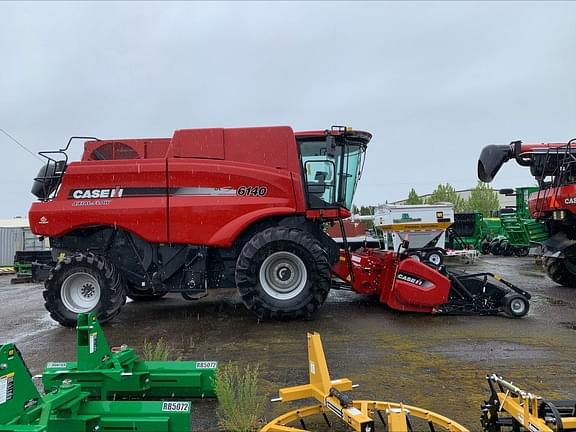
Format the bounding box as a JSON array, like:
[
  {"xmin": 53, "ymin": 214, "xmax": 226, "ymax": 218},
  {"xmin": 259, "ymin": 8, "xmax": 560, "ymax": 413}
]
[
  {"xmin": 29, "ymin": 126, "xmax": 529, "ymax": 326},
  {"xmin": 478, "ymin": 139, "xmax": 576, "ymax": 286}
]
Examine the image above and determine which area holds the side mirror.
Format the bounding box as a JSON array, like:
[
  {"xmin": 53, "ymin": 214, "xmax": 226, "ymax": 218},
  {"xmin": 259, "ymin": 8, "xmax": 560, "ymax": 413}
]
[{"xmin": 478, "ymin": 145, "xmax": 513, "ymax": 182}]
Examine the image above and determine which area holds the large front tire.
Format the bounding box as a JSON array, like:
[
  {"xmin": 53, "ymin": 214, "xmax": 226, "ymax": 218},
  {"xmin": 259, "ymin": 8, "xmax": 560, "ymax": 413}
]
[
  {"xmin": 543, "ymin": 257, "xmax": 576, "ymax": 287},
  {"xmin": 235, "ymin": 227, "xmax": 331, "ymax": 320},
  {"xmin": 44, "ymin": 253, "xmax": 126, "ymax": 327}
]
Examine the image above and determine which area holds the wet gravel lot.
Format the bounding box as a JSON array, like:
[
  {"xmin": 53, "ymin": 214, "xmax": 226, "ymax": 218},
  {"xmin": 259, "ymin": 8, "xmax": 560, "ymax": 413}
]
[{"xmin": 1, "ymin": 255, "xmax": 576, "ymax": 431}]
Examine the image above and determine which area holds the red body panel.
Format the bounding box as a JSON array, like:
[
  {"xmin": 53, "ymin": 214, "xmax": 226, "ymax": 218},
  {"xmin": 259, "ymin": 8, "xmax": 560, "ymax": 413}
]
[
  {"xmin": 29, "ymin": 126, "xmax": 319, "ymax": 245},
  {"xmin": 167, "ymin": 159, "xmax": 301, "ymax": 246},
  {"xmin": 333, "ymin": 249, "xmax": 451, "ymax": 313},
  {"xmin": 386, "ymin": 258, "xmax": 450, "ymax": 311},
  {"xmin": 30, "ymin": 159, "xmax": 169, "ymax": 243},
  {"xmin": 519, "ymin": 142, "xmax": 569, "ymax": 154},
  {"xmin": 528, "ymin": 185, "xmax": 576, "ymax": 218}
]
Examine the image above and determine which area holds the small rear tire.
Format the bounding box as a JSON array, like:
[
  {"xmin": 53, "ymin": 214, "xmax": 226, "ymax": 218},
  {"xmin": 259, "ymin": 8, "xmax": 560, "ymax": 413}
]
[
  {"xmin": 407, "ymin": 252, "xmax": 422, "ymax": 262},
  {"xmin": 424, "ymin": 250, "xmax": 444, "ymax": 267},
  {"xmin": 44, "ymin": 253, "xmax": 126, "ymax": 327},
  {"xmin": 502, "ymin": 293, "xmax": 529, "ymax": 318},
  {"xmin": 501, "ymin": 241, "xmax": 514, "ymax": 256},
  {"xmin": 490, "ymin": 240, "xmax": 502, "ymax": 256}
]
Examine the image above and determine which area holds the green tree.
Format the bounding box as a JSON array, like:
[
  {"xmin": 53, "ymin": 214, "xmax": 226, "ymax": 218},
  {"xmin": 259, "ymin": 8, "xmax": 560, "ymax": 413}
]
[
  {"xmin": 405, "ymin": 188, "xmax": 423, "ymax": 205},
  {"xmin": 465, "ymin": 181, "xmax": 500, "ymax": 217},
  {"xmin": 426, "ymin": 183, "xmax": 466, "ymax": 212},
  {"xmin": 359, "ymin": 205, "xmax": 377, "ymax": 215}
]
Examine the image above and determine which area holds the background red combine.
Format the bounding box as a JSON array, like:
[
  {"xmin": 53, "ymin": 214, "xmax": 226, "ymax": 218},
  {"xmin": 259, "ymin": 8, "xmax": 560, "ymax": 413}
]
[{"xmin": 478, "ymin": 138, "xmax": 576, "ymax": 286}]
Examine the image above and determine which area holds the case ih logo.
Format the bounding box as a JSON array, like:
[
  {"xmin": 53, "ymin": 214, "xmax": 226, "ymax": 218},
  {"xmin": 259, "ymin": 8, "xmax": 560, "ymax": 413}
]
[
  {"xmin": 396, "ymin": 273, "xmax": 424, "ymax": 286},
  {"xmin": 70, "ymin": 188, "xmax": 124, "ymax": 199}
]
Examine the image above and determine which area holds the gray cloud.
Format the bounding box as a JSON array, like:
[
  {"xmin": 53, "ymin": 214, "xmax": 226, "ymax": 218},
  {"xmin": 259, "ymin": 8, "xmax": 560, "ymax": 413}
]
[{"xmin": 1, "ymin": 1, "xmax": 575, "ymax": 217}]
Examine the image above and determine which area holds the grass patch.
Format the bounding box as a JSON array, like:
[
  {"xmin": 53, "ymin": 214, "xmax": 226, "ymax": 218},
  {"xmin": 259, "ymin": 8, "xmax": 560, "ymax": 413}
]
[
  {"xmin": 142, "ymin": 337, "xmax": 174, "ymax": 361},
  {"xmin": 214, "ymin": 362, "xmax": 265, "ymax": 432}
]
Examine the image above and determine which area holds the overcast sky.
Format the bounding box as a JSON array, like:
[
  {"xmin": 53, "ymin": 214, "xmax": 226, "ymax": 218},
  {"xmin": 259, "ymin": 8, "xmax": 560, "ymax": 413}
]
[{"xmin": 1, "ymin": 1, "xmax": 575, "ymax": 218}]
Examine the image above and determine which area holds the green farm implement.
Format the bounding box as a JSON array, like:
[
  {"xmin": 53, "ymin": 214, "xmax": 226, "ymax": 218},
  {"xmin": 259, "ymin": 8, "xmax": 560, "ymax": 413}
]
[
  {"xmin": 0, "ymin": 344, "xmax": 191, "ymax": 432},
  {"xmin": 1, "ymin": 313, "xmax": 218, "ymax": 431},
  {"xmin": 448, "ymin": 187, "xmax": 548, "ymax": 256},
  {"xmin": 41, "ymin": 313, "xmax": 216, "ymax": 400}
]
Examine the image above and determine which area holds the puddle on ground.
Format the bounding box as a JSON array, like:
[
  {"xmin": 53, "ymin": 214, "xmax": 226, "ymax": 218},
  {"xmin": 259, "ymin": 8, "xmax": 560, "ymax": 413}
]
[{"xmin": 426, "ymin": 341, "xmax": 550, "ymax": 361}]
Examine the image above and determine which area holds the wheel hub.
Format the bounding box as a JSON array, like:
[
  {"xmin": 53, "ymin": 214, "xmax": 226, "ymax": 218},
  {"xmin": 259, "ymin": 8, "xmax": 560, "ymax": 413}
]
[
  {"xmin": 61, "ymin": 272, "xmax": 101, "ymax": 313},
  {"xmin": 260, "ymin": 251, "xmax": 307, "ymax": 300},
  {"xmin": 277, "ymin": 266, "xmax": 292, "ymax": 282},
  {"xmin": 510, "ymin": 298, "xmax": 525, "ymax": 314}
]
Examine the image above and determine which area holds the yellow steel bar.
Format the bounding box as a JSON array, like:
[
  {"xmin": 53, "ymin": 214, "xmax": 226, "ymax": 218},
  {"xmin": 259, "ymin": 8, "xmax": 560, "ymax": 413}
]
[
  {"xmin": 260, "ymin": 404, "xmax": 324, "ymax": 432},
  {"xmin": 384, "ymin": 408, "xmax": 409, "ymax": 432},
  {"xmin": 497, "ymin": 392, "xmax": 554, "ymax": 432},
  {"xmin": 262, "ymin": 400, "xmax": 470, "ymax": 432},
  {"xmin": 277, "ymin": 333, "xmax": 352, "ymax": 404},
  {"xmin": 323, "ymin": 395, "xmax": 373, "ymax": 430},
  {"xmin": 307, "ymin": 333, "xmax": 331, "ymax": 394},
  {"xmin": 377, "ymin": 222, "xmax": 452, "ymax": 231},
  {"xmin": 355, "ymin": 400, "xmax": 470, "ymax": 432}
]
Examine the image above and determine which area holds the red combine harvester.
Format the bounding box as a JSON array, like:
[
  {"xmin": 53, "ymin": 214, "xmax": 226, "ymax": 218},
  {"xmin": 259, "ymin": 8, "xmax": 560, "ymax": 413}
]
[
  {"xmin": 29, "ymin": 126, "xmax": 529, "ymax": 326},
  {"xmin": 479, "ymin": 139, "xmax": 576, "ymax": 286}
]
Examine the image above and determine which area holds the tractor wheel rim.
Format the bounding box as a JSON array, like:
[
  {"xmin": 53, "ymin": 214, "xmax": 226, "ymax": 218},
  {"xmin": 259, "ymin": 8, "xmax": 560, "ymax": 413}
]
[
  {"xmin": 510, "ymin": 298, "xmax": 526, "ymax": 314},
  {"xmin": 61, "ymin": 272, "xmax": 101, "ymax": 313},
  {"xmin": 428, "ymin": 253, "xmax": 442, "ymax": 266},
  {"xmin": 259, "ymin": 251, "xmax": 307, "ymax": 300}
]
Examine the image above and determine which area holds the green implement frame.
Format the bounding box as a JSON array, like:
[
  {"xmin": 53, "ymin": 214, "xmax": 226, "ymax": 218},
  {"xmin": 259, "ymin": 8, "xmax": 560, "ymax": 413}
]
[
  {"xmin": 0, "ymin": 344, "xmax": 191, "ymax": 432},
  {"xmin": 42, "ymin": 313, "xmax": 216, "ymax": 400},
  {"xmin": 499, "ymin": 187, "xmax": 548, "ymax": 249},
  {"xmin": 449, "ymin": 187, "xmax": 548, "ymax": 255}
]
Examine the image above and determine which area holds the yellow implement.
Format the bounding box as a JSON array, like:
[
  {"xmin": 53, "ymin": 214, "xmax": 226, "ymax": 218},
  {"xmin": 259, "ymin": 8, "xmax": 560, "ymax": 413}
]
[
  {"xmin": 481, "ymin": 374, "xmax": 576, "ymax": 432},
  {"xmin": 261, "ymin": 333, "xmax": 469, "ymax": 432}
]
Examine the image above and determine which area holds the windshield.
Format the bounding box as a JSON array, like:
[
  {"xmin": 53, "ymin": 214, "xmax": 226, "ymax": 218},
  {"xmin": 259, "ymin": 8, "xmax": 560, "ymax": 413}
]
[{"xmin": 298, "ymin": 136, "xmax": 365, "ymax": 210}]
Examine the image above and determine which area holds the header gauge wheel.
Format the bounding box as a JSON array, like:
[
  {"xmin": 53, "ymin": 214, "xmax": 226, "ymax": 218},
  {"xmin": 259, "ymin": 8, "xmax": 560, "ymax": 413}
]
[{"xmin": 502, "ymin": 293, "xmax": 529, "ymax": 318}]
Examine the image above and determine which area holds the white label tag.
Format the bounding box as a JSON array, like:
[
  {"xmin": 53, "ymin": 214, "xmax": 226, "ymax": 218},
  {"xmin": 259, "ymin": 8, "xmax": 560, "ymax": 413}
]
[
  {"xmin": 310, "ymin": 361, "xmax": 316, "ymax": 375},
  {"xmin": 46, "ymin": 362, "xmax": 67, "ymax": 369},
  {"xmin": 162, "ymin": 401, "xmax": 190, "ymax": 412},
  {"xmin": 89, "ymin": 332, "xmax": 97, "ymax": 354},
  {"xmin": 0, "ymin": 373, "xmax": 14, "ymax": 405},
  {"xmin": 195, "ymin": 361, "xmax": 217, "ymax": 369}
]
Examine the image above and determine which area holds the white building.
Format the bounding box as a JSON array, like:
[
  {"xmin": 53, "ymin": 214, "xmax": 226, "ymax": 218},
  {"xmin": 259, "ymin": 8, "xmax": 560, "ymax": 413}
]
[{"xmin": 0, "ymin": 218, "xmax": 48, "ymax": 266}]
